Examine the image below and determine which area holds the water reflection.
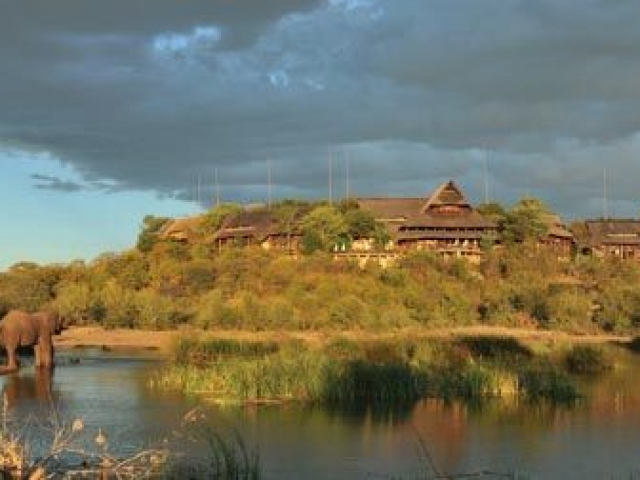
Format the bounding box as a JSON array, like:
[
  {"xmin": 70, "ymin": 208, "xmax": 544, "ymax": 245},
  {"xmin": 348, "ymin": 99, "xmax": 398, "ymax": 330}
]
[
  {"xmin": 1, "ymin": 368, "xmax": 57, "ymax": 407},
  {"xmin": 2, "ymin": 350, "xmax": 640, "ymax": 478},
  {"xmin": 323, "ymin": 398, "xmax": 416, "ymax": 424}
]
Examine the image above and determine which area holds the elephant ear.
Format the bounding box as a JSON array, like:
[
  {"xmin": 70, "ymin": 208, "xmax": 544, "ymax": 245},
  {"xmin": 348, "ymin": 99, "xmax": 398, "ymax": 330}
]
[{"xmin": 40, "ymin": 311, "xmax": 64, "ymax": 334}]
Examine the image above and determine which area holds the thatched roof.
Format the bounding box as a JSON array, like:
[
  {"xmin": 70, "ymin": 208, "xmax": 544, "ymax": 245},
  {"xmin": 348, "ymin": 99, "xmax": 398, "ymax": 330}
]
[
  {"xmin": 212, "ymin": 210, "xmax": 275, "ymax": 241},
  {"xmin": 212, "ymin": 207, "xmax": 304, "ymax": 242},
  {"xmin": 158, "ymin": 216, "xmax": 204, "ymax": 242},
  {"xmin": 355, "ymin": 198, "xmax": 424, "ymax": 221},
  {"xmin": 420, "ymin": 180, "xmax": 471, "ymax": 213},
  {"xmin": 543, "ymin": 214, "xmax": 574, "ymax": 240},
  {"xmin": 358, "ymin": 181, "xmax": 496, "ymax": 233},
  {"xmin": 402, "ymin": 211, "xmax": 495, "ymax": 229},
  {"xmin": 581, "ymin": 220, "xmax": 640, "ymax": 246}
]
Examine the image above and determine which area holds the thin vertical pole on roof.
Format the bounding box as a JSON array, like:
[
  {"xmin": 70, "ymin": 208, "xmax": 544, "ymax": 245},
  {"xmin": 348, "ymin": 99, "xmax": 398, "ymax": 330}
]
[
  {"xmin": 267, "ymin": 158, "xmax": 272, "ymax": 208},
  {"xmin": 603, "ymin": 167, "xmax": 608, "ymax": 220},
  {"xmin": 214, "ymin": 167, "xmax": 220, "ymax": 208},
  {"xmin": 328, "ymin": 147, "xmax": 333, "ymax": 206},
  {"xmin": 197, "ymin": 174, "xmax": 202, "ymax": 207},
  {"xmin": 483, "ymin": 150, "xmax": 490, "ymax": 204},
  {"xmin": 345, "ymin": 152, "xmax": 351, "ymax": 200}
]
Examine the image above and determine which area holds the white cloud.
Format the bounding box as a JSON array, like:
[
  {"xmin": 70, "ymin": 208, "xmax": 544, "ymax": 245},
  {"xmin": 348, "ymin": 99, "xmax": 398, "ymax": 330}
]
[
  {"xmin": 268, "ymin": 70, "xmax": 290, "ymax": 89},
  {"xmin": 151, "ymin": 25, "xmax": 222, "ymax": 57}
]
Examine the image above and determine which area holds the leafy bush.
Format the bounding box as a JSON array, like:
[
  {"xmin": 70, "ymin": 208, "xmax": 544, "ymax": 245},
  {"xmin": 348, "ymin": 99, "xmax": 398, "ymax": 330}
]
[{"xmin": 457, "ymin": 336, "xmax": 532, "ymax": 363}]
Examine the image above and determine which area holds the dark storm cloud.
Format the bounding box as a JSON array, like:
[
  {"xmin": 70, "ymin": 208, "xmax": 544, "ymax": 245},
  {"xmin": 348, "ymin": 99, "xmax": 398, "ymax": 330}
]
[{"xmin": 2, "ymin": 0, "xmax": 640, "ymax": 217}]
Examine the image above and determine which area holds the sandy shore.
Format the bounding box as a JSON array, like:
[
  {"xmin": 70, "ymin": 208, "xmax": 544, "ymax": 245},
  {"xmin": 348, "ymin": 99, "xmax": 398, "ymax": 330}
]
[
  {"xmin": 54, "ymin": 326, "xmax": 179, "ymax": 353},
  {"xmin": 53, "ymin": 325, "xmax": 631, "ymax": 356}
]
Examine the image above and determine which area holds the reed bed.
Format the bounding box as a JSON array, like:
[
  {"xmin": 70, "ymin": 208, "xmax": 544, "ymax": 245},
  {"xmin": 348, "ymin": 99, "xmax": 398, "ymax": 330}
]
[
  {"xmin": 518, "ymin": 366, "xmax": 579, "ymax": 402},
  {"xmin": 153, "ymin": 336, "xmax": 583, "ymax": 406},
  {"xmin": 564, "ymin": 344, "xmax": 612, "ymax": 375},
  {"xmin": 173, "ymin": 337, "xmax": 280, "ymax": 367}
]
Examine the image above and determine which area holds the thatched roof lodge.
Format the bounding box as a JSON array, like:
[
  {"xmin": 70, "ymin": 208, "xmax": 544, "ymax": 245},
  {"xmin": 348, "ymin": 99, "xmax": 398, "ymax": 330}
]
[
  {"xmin": 539, "ymin": 213, "xmax": 575, "ymax": 256},
  {"xmin": 211, "ymin": 207, "xmax": 304, "ymax": 251},
  {"xmin": 158, "ymin": 216, "xmax": 204, "ymax": 242},
  {"xmin": 357, "ymin": 181, "xmax": 498, "ymax": 261},
  {"xmin": 574, "ymin": 219, "xmax": 640, "ymax": 260}
]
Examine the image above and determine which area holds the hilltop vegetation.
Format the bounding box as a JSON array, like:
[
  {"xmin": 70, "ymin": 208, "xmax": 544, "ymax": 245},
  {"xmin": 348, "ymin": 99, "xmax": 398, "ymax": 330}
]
[{"xmin": 1, "ymin": 199, "xmax": 640, "ymax": 335}]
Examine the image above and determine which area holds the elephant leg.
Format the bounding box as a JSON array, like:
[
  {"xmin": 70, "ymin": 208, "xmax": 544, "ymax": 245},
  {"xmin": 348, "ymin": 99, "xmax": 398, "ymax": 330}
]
[
  {"xmin": 5, "ymin": 344, "xmax": 19, "ymax": 370},
  {"xmin": 38, "ymin": 337, "xmax": 54, "ymax": 368},
  {"xmin": 35, "ymin": 342, "xmax": 42, "ymax": 367}
]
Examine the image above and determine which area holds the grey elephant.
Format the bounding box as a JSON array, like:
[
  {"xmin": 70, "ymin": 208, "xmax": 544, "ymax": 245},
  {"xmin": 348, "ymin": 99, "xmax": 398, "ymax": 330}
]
[{"xmin": 0, "ymin": 310, "xmax": 64, "ymax": 370}]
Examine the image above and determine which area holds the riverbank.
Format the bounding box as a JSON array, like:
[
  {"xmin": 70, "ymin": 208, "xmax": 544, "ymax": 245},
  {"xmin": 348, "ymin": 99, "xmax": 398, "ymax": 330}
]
[{"xmin": 53, "ymin": 325, "xmax": 632, "ymax": 355}]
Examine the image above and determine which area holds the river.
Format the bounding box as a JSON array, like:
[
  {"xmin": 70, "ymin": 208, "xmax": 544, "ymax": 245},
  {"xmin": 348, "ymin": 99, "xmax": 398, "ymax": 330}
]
[{"xmin": 2, "ymin": 346, "xmax": 640, "ymax": 479}]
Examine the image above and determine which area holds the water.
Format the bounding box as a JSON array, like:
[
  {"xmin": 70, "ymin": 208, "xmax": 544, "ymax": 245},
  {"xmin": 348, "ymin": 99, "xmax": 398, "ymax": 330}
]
[{"xmin": 3, "ymin": 347, "xmax": 640, "ymax": 479}]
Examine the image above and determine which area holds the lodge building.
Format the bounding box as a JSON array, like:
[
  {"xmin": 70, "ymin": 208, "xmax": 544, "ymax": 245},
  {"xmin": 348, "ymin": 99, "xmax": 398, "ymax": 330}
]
[
  {"xmin": 212, "ymin": 208, "xmax": 305, "ymax": 252},
  {"xmin": 574, "ymin": 220, "xmax": 640, "ymax": 260},
  {"xmin": 538, "ymin": 214, "xmax": 575, "ymax": 258},
  {"xmin": 356, "ymin": 181, "xmax": 498, "ymax": 262},
  {"xmin": 155, "ymin": 179, "xmax": 640, "ymax": 263}
]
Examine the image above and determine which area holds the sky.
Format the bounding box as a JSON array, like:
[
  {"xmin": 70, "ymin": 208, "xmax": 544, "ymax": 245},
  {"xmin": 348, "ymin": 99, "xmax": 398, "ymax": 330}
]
[{"xmin": 2, "ymin": 0, "xmax": 640, "ymax": 269}]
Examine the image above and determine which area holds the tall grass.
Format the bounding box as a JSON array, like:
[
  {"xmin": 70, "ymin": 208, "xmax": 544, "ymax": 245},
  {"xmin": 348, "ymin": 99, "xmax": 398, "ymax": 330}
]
[
  {"xmin": 173, "ymin": 337, "xmax": 279, "ymax": 366},
  {"xmin": 154, "ymin": 336, "xmax": 584, "ymax": 406},
  {"xmin": 564, "ymin": 344, "xmax": 612, "ymax": 375},
  {"xmin": 518, "ymin": 365, "xmax": 579, "ymax": 402},
  {"xmin": 456, "ymin": 336, "xmax": 533, "ymax": 363},
  {"xmin": 166, "ymin": 408, "xmax": 260, "ymax": 479}
]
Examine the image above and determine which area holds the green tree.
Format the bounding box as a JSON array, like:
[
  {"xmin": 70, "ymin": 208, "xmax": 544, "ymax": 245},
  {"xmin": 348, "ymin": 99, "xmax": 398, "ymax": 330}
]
[
  {"xmin": 194, "ymin": 289, "xmax": 226, "ymax": 329},
  {"xmin": 271, "ymin": 201, "xmax": 308, "ymax": 251},
  {"xmin": 135, "ymin": 289, "xmax": 181, "ymax": 330},
  {"xmin": 344, "ymin": 209, "xmax": 377, "ymax": 239},
  {"xmin": 201, "ymin": 203, "xmax": 243, "ymax": 233},
  {"xmin": 0, "ymin": 263, "xmax": 63, "ymax": 312},
  {"xmin": 99, "ymin": 280, "xmax": 137, "ymax": 328},
  {"xmin": 300, "ymin": 206, "xmax": 347, "ymax": 253},
  {"xmin": 502, "ymin": 197, "xmax": 550, "ymax": 244},
  {"xmin": 476, "ymin": 202, "xmax": 508, "ymax": 225},
  {"xmin": 136, "ymin": 216, "xmax": 170, "ymax": 253},
  {"xmin": 181, "ymin": 259, "xmax": 217, "ymax": 295},
  {"xmin": 54, "ymin": 282, "xmax": 94, "ymax": 325},
  {"xmin": 99, "ymin": 252, "xmax": 150, "ymax": 291}
]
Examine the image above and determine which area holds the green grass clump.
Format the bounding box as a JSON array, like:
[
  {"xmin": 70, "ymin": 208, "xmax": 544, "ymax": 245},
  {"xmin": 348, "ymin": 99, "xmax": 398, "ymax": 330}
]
[
  {"xmin": 321, "ymin": 360, "xmax": 425, "ymax": 406},
  {"xmin": 627, "ymin": 336, "xmax": 640, "ymax": 353},
  {"xmin": 519, "ymin": 366, "xmax": 579, "ymax": 402},
  {"xmin": 426, "ymin": 363, "xmax": 518, "ymax": 400},
  {"xmin": 173, "ymin": 338, "xmax": 279, "ymax": 366},
  {"xmin": 457, "ymin": 336, "xmax": 532, "ymax": 363},
  {"xmin": 564, "ymin": 344, "xmax": 612, "ymax": 375},
  {"xmin": 324, "ymin": 337, "xmax": 363, "ymax": 360}
]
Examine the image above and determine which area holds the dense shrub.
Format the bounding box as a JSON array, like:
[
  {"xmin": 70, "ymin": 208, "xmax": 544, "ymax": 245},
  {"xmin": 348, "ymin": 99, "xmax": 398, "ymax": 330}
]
[
  {"xmin": 564, "ymin": 345, "xmax": 612, "ymax": 375},
  {"xmin": 457, "ymin": 336, "xmax": 532, "ymax": 363},
  {"xmin": 4, "ymin": 210, "xmax": 640, "ymax": 335}
]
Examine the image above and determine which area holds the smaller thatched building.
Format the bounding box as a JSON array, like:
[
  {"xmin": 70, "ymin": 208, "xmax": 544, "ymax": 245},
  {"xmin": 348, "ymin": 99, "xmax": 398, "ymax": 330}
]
[
  {"xmin": 211, "ymin": 207, "xmax": 304, "ymax": 252},
  {"xmin": 573, "ymin": 219, "xmax": 640, "ymax": 260},
  {"xmin": 539, "ymin": 214, "xmax": 575, "ymax": 257},
  {"xmin": 158, "ymin": 216, "xmax": 204, "ymax": 242}
]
